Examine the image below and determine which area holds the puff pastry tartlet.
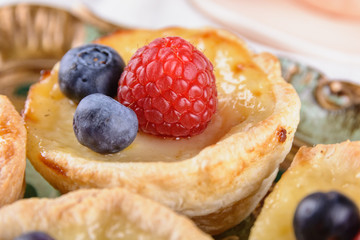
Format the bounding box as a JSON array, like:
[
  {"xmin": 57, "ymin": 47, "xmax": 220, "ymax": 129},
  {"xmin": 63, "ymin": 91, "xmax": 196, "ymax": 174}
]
[
  {"xmin": 0, "ymin": 95, "xmax": 26, "ymax": 207},
  {"xmin": 0, "ymin": 187, "xmax": 212, "ymax": 240},
  {"xmin": 249, "ymin": 141, "xmax": 360, "ymax": 240},
  {"xmin": 23, "ymin": 27, "xmax": 301, "ymax": 234}
]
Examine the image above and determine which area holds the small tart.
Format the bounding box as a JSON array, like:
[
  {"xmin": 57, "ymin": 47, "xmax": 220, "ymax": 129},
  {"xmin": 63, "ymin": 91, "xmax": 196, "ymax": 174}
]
[
  {"xmin": 23, "ymin": 27, "xmax": 300, "ymax": 234},
  {"xmin": 0, "ymin": 188, "xmax": 212, "ymax": 240},
  {"xmin": 249, "ymin": 141, "xmax": 360, "ymax": 240},
  {"xmin": 0, "ymin": 95, "xmax": 26, "ymax": 207}
]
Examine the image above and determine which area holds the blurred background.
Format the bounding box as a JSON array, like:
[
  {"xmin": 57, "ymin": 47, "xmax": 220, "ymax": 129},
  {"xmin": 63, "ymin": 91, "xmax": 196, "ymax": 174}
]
[{"xmin": 1, "ymin": 0, "xmax": 359, "ymax": 80}]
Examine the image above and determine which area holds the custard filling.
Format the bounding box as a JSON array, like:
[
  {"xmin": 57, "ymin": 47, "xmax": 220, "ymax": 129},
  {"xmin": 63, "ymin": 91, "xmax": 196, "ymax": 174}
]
[{"xmin": 25, "ymin": 29, "xmax": 275, "ymax": 163}]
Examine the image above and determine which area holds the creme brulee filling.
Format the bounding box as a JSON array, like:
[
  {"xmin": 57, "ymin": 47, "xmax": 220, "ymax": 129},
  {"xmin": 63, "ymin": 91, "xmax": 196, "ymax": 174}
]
[{"xmin": 25, "ymin": 29, "xmax": 275, "ymax": 163}]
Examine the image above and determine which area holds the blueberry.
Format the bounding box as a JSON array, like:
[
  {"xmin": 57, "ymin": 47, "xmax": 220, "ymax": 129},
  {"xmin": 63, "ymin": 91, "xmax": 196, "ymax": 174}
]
[
  {"xmin": 293, "ymin": 191, "xmax": 360, "ymax": 240},
  {"xmin": 73, "ymin": 93, "xmax": 138, "ymax": 154},
  {"xmin": 59, "ymin": 44, "xmax": 125, "ymax": 102},
  {"xmin": 14, "ymin": 231, "xmax": 55, "ymax": 240}
]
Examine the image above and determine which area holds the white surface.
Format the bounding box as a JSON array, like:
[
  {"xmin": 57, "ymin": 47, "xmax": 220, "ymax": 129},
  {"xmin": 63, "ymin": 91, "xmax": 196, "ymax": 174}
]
[
  {"xmin": 83, "ymin": 0, "xmax": 218, "ymax": 29},
  {"xmin": 189, "ymin": 0, "xmax": 360, "ymax": 82},
  {"xmin": 1, "ymin": 0, "xmax": 359, "ymax": 83},
  {"xmin": 190, "ymin": 0, "xmax": 360, "ymax": 59}
]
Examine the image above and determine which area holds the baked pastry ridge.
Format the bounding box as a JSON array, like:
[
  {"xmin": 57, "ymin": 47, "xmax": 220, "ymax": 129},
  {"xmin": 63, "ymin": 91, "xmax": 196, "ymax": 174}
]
[{"xmin": 0, "ymin": 95, "xmax": 26, "ymax": 207}]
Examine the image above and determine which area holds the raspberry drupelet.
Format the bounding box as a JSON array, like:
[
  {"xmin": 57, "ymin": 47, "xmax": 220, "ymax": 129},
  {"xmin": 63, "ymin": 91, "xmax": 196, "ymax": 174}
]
[{"xmin": 118, "ymin": 36, "xmax": 217, "ymax": 138}]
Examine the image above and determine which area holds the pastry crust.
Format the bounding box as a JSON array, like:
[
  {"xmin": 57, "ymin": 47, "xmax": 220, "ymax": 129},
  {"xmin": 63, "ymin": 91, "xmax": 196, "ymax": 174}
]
[
  {"xmin": 0, "ymin": 95, "xmax": 26, "ymax": 207},
  {"xmin": 23, "ymin": 27, "xmax": 301, "ymax": 234},
  {"xmin": 0, "ymin": 187, "xmax": 212, "ymax": 240},
  {"xmin": 249, "ymin": 141, "xmax": 360, "ymax": 240}
]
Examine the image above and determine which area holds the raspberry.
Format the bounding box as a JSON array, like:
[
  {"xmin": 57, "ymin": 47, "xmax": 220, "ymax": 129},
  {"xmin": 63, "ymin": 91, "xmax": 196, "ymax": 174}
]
[{"xmin": 118, "ymin": 36, "xmax": 217, "ymax": 137}]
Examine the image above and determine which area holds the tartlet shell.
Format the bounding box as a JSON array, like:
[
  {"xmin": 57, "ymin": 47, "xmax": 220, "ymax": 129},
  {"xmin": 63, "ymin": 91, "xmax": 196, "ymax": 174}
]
[
  {"xmin": 249, "ymin": 141, "xmax": 360, "ymax": 240},
  {"xmin": 23, "ymin": 27, "xmax": 301, "ymax": 234},
  {"xmin": 0, "ymin": 187, "xmax": 212, "ymax": 240}
]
